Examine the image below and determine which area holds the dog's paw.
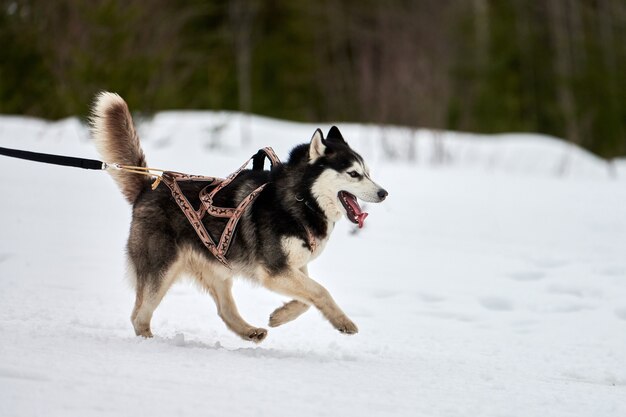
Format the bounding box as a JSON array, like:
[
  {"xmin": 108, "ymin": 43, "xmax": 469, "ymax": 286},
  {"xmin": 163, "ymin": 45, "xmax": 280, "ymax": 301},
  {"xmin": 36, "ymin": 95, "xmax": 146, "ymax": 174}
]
[
  {"xmin": 134, "ymin": 327, "xmax": 154, "ymax": 338},
  {"xmin": 268, "ymin": 311, "xmax": 284, "ymax": 328},
  {"xmin": 244, "ymin": 327, "xmax": 268, "ymax": 343},
  {"xmin": 332, "ymin": 317, "xmax": 359, "ymax": 335},
  {"xmin": 269, "ymin": 300, "xmax": 310, "ymax": 327}
]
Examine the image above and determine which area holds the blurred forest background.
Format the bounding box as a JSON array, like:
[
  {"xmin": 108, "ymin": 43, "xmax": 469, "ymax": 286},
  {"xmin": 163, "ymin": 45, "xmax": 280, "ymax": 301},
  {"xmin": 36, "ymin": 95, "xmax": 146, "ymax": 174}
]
[{"xmin": 0, "ymin": 0, "xmax": 624, "ymax": 158}]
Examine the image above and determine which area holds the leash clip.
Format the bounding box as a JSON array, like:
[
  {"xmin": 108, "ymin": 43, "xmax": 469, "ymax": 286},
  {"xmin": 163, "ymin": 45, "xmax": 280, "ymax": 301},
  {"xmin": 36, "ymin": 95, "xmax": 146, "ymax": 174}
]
[{"xmin": 104, "ymin": 162, "xmax": 124, "ymax": 171}]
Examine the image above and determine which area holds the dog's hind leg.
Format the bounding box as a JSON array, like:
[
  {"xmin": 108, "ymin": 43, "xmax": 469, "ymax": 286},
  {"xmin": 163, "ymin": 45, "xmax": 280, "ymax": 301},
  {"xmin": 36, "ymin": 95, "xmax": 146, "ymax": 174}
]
[
  {"xmin": 268, "ymin": 266, "xmax": 311, "ymax": 327},
  {"xmin": 187, "ymin": 254, "xmax": 266, "ymax": 343},
  {"xmin": 129, "ymin": 258, "xmax": 182, "ymax": 338},
  {"xmin": 130, "ymin": 283, "xmax": 158, "ymax": 338},
  {"xmin": 261, "ymin": 268, "xmax": 358, "ymax": 334},
  {"xmin": 205, "ymin": 278, "xmax": 267, "ymax": 343}
]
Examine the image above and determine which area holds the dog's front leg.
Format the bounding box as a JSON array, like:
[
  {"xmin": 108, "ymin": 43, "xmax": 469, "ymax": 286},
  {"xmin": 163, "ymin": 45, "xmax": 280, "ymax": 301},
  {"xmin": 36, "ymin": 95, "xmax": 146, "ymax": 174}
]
[
  {"xmin": 269, "ymin": 300, "xmax": 310, "ymax": 327},
  {"xmin": 261, "ymin": 268, "xmax": 358, "ymax": 334}
]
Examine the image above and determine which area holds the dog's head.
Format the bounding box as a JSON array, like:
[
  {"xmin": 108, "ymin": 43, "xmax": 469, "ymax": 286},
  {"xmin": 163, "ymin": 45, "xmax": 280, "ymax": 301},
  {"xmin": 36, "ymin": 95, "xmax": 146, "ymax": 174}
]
[{"xmin": 308, "ymin": 126, "xmax": 387, "ymax": 227}]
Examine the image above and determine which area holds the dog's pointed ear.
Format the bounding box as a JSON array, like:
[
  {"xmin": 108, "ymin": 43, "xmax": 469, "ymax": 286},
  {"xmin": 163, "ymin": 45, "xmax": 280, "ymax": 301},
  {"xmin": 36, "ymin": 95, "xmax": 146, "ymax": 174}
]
[
  {"xmin": 309, "ymin": 128, "xmax": 326, "ymax": 162},
  {"xmin": 326, "ymin": 126, "xmax": 346, "ymax": 144}
]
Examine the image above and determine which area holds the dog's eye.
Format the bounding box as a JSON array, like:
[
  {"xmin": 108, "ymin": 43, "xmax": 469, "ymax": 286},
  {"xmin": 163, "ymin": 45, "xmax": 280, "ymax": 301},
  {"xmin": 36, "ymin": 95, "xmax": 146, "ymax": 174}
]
[{"xmin": 347, "ymin": 171, "xmax": 361, "ymax": 179}]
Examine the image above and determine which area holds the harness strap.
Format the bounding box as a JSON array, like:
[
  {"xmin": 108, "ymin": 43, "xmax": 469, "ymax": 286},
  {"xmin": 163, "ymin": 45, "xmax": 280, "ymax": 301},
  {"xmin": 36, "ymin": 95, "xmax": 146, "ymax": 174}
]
[
  {"xmin": 202, "ymin": 153, "xmax": 260, "ymax": 215},
  {"xmin": 252, "ymin": 147, "xmax": 281, "ymax": 171},
  {"xmin": 305, "ymin": 226, "xmax": 318, "ymax": 253},
  {"xmin": 159, "ymin": 151, "xmax": 272, "ymax": 268}
]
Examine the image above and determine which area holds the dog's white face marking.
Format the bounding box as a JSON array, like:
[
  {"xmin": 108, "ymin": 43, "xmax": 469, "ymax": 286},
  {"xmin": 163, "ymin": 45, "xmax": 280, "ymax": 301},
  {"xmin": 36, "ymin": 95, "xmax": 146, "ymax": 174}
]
[
  {"xmin": 311, "ymin": 170, "xmax": 344, "ymax": 221},
  {"xmin": 311, "ymin": 160, "xmax": 384, "ymax": 222},
  {"xmin": 341, "ymin": 161, "xmax": 382, "ymax": 202}
]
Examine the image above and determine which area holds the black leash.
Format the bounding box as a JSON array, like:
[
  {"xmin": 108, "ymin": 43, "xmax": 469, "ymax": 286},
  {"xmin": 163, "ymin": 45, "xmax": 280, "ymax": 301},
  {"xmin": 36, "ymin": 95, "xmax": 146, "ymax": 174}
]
[{"xmin": 0, "ymin": 146, "xmax": 105, "ymax": 170}]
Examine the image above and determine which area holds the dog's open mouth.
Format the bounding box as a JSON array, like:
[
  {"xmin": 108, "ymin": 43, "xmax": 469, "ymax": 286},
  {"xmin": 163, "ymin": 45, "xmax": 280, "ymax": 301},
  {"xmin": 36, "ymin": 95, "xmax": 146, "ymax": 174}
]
[{"xmin": 338, "ymin": 191, "xmax": 368, "ymax": 228}]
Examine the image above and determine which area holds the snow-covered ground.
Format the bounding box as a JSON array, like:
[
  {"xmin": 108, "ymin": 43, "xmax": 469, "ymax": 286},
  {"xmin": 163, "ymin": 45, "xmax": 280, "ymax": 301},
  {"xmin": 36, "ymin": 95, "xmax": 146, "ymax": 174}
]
[{"xmin": 1, "ymin": 113, "xmax": 625, "ymax": 417}]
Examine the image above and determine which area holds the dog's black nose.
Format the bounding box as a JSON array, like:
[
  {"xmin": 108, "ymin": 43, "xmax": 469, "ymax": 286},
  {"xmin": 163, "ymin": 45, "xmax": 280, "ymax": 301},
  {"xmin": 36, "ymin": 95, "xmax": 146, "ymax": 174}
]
[{"xmin": 377, "ymin": 189, "xmax": 388, "ymax": 201}]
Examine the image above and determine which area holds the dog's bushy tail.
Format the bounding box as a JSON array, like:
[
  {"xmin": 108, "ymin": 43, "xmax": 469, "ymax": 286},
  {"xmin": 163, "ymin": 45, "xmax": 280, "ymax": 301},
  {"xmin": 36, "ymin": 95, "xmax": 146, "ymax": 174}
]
[{"xmin": 90, "ymin": 92, "xmax": 148, "ymax": 204}]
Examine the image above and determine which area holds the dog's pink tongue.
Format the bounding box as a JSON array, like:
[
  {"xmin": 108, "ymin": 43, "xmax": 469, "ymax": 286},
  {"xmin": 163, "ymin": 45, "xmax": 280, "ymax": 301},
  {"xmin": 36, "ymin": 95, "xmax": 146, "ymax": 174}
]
[
  {"xmin": 345, "ymin": 194, "xmax": 369, "ymax": 228},
  {"xmin": 356, "ymin": 212, "xmax": 368, "ymax": 228}
]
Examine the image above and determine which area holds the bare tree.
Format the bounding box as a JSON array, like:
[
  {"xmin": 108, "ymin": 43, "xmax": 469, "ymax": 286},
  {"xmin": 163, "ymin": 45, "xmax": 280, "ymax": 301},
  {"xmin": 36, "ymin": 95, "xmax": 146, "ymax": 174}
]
[
  {"xmin": 229, "ymin": 0, "xmax": 259, "ymax": 146},
  {"xmin": 548, "ymin": 0, "xmax": 581, "ymax": 147}
]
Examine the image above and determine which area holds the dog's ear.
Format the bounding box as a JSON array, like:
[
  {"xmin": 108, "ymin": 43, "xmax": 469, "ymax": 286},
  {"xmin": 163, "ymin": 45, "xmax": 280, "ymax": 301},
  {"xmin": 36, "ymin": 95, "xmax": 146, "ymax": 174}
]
[
  {"xmin": 309, "ymin": 128, "xmax": 326, "ymax": 162},
  {"xmin": 326, "ymin": 126, "xmax": 346, "ymax": 144}
]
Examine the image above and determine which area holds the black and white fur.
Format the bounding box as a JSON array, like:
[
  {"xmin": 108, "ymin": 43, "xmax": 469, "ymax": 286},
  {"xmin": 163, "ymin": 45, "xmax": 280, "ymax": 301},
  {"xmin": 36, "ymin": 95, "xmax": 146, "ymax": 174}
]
[{"xmin": 91, "ymin": 92, "xmax": 387, "ymax": 342}]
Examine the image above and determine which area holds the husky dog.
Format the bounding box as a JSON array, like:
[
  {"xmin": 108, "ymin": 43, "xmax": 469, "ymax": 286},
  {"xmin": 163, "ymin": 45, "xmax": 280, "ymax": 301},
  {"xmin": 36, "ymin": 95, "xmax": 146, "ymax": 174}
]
[{"xmin": 90, "ymin": 92, "xmax": 387, "ymax": 343}]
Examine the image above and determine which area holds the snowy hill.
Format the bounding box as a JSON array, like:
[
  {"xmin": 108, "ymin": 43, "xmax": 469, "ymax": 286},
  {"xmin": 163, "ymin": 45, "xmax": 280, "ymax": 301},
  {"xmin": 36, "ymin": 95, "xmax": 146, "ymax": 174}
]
[{"xmin": 1, "ymin": 113, "xmax": 625, "ymax": 417}]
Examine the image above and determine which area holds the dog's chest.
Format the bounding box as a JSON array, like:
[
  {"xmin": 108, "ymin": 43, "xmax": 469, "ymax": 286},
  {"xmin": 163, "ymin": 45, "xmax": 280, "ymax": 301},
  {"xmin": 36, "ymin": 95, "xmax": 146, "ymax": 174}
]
[{"xmin": 281, "ymin": 222, "xmax": 333, "ymax": 268}]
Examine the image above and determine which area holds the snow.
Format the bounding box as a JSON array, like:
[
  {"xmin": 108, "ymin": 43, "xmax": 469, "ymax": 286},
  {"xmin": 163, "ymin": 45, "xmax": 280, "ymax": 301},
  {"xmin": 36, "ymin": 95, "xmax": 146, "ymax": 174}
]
[{"xmin": 1, "ymin": 113, "xmax": 625, "ymax": 417}]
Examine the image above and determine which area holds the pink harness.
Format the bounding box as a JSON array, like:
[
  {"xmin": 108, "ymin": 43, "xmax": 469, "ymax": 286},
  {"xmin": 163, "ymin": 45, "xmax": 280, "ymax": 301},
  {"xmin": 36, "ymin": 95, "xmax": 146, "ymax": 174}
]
[{"xmin": 158, "ymin": 147, "xmax": 316, "ymax": 268}]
